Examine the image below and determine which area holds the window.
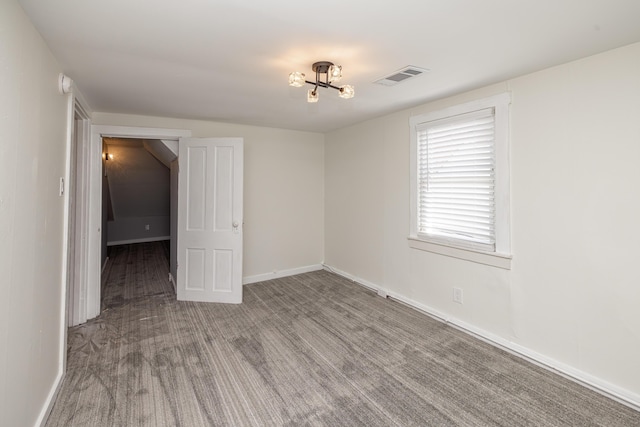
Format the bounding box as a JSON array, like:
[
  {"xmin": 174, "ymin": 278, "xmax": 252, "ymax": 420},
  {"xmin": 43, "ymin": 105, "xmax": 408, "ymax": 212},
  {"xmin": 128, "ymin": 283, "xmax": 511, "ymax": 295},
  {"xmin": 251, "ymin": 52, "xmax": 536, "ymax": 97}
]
[{"xmin": 409, "ymin": 93, "xmax": 511, "ymax": 268}]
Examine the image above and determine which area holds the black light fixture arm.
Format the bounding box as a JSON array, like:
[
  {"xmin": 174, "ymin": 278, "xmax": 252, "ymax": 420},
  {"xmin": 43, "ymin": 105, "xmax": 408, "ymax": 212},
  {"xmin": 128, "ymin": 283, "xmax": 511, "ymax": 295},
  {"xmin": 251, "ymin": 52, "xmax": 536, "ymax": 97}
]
[{"xmin": 304, "ymin": 79, "xmax": 340, "ymax": 91}]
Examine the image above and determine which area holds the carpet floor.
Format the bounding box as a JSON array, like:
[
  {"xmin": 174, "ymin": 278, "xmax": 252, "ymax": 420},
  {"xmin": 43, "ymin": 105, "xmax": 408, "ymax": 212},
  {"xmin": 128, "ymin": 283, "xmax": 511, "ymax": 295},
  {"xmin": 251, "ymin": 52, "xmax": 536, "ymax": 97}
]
[{"xmin": 46, "ymin": 242, "xmax": 640, "ymax": 426}]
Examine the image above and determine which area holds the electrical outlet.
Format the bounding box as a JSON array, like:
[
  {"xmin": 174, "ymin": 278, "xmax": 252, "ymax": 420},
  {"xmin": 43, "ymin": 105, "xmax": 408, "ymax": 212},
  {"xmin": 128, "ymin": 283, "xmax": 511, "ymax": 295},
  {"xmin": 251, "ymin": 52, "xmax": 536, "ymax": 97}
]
[
  {"xmin": 453, "ymin": 287, "xmax": 464, "ymax": 304},
  {"xmin": 145, "ymin": 224, "xmax": 150, "ymax": 231}
]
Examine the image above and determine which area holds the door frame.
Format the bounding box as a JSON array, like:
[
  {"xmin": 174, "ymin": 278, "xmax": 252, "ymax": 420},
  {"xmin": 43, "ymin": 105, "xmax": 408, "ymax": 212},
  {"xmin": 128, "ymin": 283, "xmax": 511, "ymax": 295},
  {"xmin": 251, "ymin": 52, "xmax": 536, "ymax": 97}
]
[
  {"xmin": 85, "ymin": 125, "xmax": 191, "ymax": 320},
  {"xmin": 66, "ymin": 99, "xmax": 91, "ymax": 327}
]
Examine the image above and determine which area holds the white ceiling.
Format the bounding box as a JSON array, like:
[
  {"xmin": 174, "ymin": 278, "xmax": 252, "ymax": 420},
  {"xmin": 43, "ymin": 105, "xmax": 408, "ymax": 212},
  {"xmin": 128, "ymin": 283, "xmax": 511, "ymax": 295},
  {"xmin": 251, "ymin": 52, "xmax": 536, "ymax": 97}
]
[{"xmin": 18, "ymin": 0, "xmax": 640, "ymax": 133}]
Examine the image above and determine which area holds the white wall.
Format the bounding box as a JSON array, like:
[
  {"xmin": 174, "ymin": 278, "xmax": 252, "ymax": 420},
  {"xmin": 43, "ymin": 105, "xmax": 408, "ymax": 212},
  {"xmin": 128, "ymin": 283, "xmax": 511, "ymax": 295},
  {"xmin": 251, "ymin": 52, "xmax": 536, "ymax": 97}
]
[
  {"xmin": 92, "ymin": 113, "xmax": 325, "ymax": 281},
  {"xmin": 325, "ymin": 42, "xmax": 640, "ymax": 406},
  {"xmin": 0, "ymin": 1, "xmax": 70, "ymax": 425}
]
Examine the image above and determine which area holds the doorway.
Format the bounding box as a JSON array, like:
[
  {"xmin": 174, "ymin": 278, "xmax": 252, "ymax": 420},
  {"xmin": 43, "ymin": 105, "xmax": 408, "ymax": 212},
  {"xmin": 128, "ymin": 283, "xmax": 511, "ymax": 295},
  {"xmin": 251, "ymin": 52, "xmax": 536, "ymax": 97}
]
[
  {"xmin": 83, "ymin": 126, "xmax": 190, "ymax": 322},
  {"xmin": 73, "ymin": 126, "xmax": 244, "ymax": 324},
  {"xmin": 101, "ymin": 137, "xmax": 175, "ymax": 307}
]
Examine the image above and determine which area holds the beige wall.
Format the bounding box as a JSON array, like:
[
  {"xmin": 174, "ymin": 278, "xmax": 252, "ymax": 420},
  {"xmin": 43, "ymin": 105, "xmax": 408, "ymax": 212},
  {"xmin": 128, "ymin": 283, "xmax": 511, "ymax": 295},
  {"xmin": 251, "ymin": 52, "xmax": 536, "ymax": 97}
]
[
  {"xmin": 92, "ymin": 113, "xmax": 325, "ymax": 281},
  {"xmin": 325, "ymin": 42, "xmax": 640, "ymax": 405},
  {"xmin": 0, "ymin": 1, "xmax": 70, "ymax": 425}
]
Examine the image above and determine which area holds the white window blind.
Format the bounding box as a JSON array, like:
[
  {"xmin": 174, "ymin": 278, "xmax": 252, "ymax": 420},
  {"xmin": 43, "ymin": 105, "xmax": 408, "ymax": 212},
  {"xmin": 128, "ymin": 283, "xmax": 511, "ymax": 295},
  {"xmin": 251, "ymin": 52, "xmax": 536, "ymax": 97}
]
[{"xmin": 416, "ymin": 108, "xmax": 496, "ymax": 251}]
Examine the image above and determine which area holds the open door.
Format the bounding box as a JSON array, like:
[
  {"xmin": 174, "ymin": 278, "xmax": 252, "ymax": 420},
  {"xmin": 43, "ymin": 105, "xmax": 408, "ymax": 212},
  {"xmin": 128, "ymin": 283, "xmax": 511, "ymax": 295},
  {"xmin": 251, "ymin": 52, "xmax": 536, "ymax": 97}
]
[{"xmin": 177, "ymin": 137, "xmax": 243, "ymax": 303}]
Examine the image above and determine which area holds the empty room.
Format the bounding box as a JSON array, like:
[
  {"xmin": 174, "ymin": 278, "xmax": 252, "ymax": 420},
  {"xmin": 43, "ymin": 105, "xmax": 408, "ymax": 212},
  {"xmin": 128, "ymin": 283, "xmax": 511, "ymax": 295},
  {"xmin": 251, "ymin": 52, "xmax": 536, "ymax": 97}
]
[{"xmin": 2, "ymin": 0, "xmax": 640, "ymax": 425}]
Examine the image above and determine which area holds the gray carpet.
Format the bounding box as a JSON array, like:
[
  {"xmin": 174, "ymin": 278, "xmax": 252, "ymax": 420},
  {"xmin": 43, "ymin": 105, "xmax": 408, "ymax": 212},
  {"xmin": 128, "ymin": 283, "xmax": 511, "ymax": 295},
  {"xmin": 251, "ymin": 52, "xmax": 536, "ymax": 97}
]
[{"xmin": 46, "ymin": 242, "xmax": 640, "ymax": 426}]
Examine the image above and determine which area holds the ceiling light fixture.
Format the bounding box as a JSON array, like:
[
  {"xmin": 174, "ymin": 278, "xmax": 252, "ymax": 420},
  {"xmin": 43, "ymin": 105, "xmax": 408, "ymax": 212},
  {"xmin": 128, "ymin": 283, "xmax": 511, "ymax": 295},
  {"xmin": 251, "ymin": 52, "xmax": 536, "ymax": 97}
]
[{"xmin": 289, "ymin": 61, "xmax": 354, "ymax": 103}]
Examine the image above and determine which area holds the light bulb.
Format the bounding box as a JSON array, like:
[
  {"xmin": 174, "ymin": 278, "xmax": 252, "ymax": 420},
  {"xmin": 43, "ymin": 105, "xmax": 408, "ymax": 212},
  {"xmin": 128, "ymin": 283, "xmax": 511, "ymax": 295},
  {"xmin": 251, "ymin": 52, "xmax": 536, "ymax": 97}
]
[
  {"xmin": 288, "ymin": 72, "xmax": 306, "ymax": 87},
  {"xmin": 339, "ymin": 85, "xmax": 355, "ymax": 99},
  {"xmin": 307, "ymin": 89, "xmax": 319, "ymax": 103},
  {"xmin": 328, "ymin": 65, "xmax": 342, "ymax": 82}
]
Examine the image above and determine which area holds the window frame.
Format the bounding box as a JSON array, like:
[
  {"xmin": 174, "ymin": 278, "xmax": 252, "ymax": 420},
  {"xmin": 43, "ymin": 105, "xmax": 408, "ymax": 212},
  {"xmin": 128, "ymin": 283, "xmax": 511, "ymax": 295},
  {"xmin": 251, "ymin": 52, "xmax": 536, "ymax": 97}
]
[{"xmin": 409, "ymin": 92, "xmax": 512, "ymax": 269}]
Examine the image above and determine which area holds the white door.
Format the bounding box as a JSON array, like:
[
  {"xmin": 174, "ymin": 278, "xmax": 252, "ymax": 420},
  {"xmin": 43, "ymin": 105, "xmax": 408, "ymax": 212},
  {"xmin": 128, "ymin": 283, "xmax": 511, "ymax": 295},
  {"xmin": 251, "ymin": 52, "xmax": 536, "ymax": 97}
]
[{"xmin": 177, "ymin": 137, "xmax": 243, "ymax": 303}]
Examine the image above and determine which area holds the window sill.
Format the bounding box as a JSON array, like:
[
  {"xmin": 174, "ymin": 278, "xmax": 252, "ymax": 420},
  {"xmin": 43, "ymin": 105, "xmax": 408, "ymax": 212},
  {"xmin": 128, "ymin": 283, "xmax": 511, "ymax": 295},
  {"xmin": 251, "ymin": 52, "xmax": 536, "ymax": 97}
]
[{"xmin": 408, "ymin": 237, "xmax": 512, "ymax": 270}]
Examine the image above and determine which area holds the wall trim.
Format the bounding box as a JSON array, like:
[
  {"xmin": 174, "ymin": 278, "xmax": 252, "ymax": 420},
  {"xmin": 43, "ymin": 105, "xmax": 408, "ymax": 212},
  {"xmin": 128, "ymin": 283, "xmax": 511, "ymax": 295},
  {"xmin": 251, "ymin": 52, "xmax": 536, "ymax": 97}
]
[
  {"xmin": 107, "ymin": 236, "xmax": 170, "ymax": 246},
  {"xmin": 322, "ymin": 264, "xmax": 640, "ymax": 412},
  {"xmin": 243, "ymin": 264, "xmax": 324, "ymax": 285},
  {"xmin": 408, "ymin": 237, "xmax": 512, "ymax": 270},
  {"xmin": 168, "ymin": 272, "xmax": 176, "ymax": 292},
  {"xmin": 36, "ymin": 370, "xmax": 64, "ymax": 426}
]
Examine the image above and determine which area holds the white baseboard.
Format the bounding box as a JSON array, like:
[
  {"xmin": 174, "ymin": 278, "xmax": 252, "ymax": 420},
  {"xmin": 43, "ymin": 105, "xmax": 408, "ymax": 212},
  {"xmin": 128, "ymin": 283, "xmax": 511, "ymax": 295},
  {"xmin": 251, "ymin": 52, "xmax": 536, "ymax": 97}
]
[
  {"xmin": 243, "ymin": 264, "xmax": 324, "ymax": 285},
  {"xmin": 36, "ymin": 369, "xmax": 64, "ymax": 426},
  {"xmin": 322, "ymin": 264, "xmax": 640, "ymax": 412},
  {"xmin": 168, "ymin": 272, "xmax": 176, "ymax": 292},
  {"xmin": 107, "ymin": 236, "xmax": 170, "ymax": 246}
]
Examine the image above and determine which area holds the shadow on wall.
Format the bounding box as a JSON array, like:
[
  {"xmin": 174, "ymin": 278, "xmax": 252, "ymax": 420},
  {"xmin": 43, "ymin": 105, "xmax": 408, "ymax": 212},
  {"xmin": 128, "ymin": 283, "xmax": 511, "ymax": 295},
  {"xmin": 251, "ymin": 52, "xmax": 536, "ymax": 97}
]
[{"xmin": 104, "ymin": 138, "xmax": 173, "ymax": 245}]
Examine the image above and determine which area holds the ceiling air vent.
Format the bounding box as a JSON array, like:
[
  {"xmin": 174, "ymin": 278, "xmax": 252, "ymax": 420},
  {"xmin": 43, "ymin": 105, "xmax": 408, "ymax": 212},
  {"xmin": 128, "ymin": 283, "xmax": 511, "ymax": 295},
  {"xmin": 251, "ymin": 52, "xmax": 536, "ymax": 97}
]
[{"xmin": 374, "ymin": 66, "xmax": 430, "ymax": 86}]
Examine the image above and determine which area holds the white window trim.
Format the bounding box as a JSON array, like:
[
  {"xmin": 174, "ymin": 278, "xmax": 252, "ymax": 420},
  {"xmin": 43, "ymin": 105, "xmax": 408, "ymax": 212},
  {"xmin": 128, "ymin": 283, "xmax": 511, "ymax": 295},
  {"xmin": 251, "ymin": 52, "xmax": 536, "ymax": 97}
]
[{"xmin": 409, "ymin": 92, "xmax": 512, "ymax": 269}]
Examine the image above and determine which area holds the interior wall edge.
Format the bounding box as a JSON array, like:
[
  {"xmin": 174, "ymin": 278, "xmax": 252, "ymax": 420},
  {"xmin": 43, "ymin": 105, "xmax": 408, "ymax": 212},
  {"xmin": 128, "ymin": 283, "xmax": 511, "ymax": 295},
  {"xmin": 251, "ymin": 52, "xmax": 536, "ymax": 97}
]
[{"xmin": 323, "ymin": 264, "xmax": 640, "ymax": 412}]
